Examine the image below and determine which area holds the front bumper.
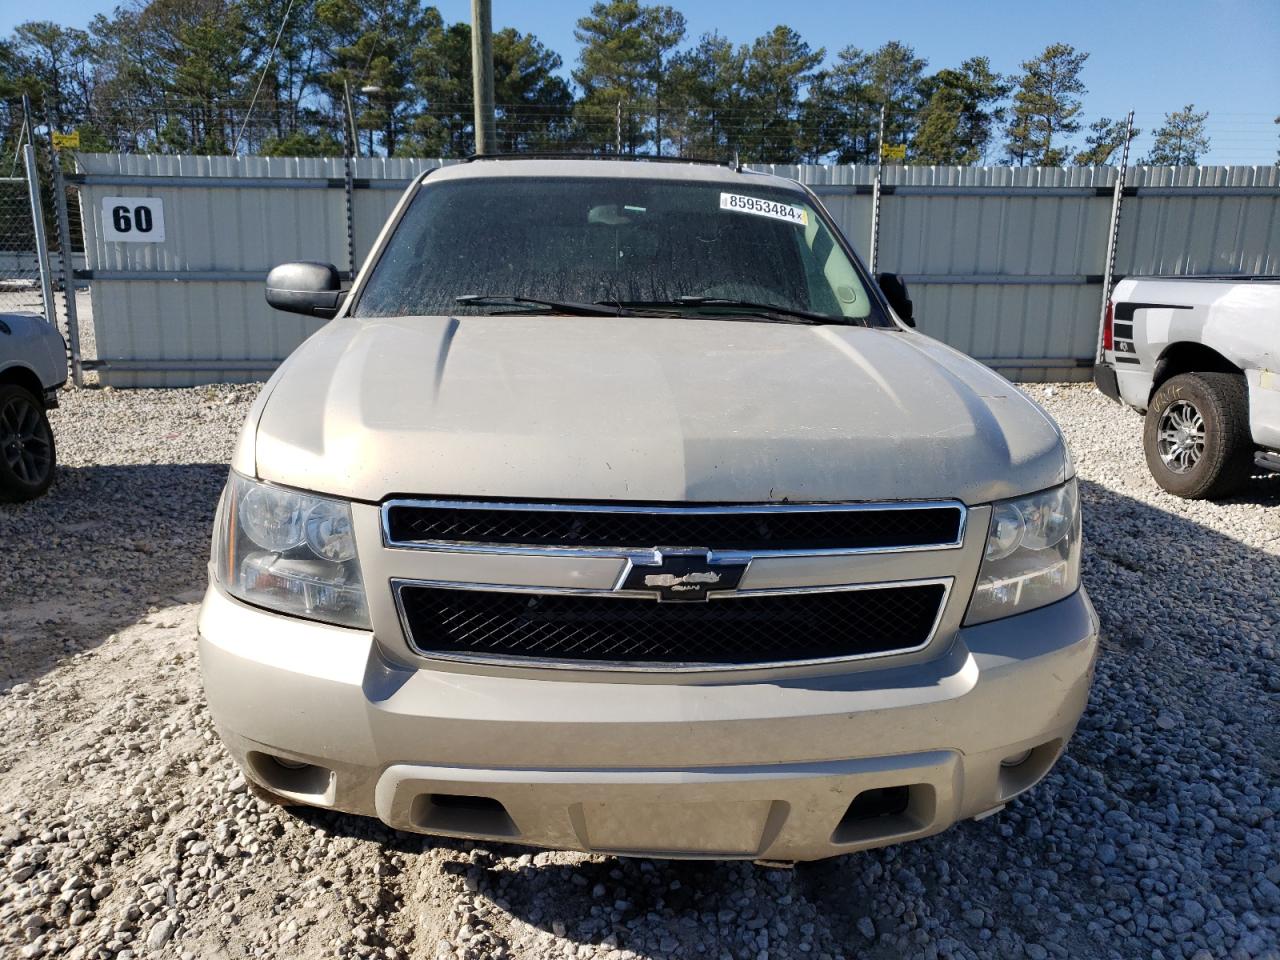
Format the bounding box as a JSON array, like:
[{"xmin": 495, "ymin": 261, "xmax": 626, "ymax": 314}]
[{"xmin": 198, "ymin": 583, "xmax": 1098, "ymax": 861}]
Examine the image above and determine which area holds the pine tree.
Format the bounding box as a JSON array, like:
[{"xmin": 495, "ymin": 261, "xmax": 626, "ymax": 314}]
[
  {"xmin": 1004, "ymin": 43, "xmax": 1088, "ymax": 166},
  {"xmin": 1144, "ymin": 104, "xmax": 1210, "ymax": 165},
  {"xmin": 1072, "ymin": 117, "xmax": 1139, "ymax": 166},
  {"xmin": 316, "ymin": 0, "xmax": 428, "ymax": 156},
  {"xmin": 663, "ymin": 32, "xmax": 747, "ymax": 159},
  {"xmin": 913, "ymin": 57, "xmax": 1008, "ymax": 165},
  {"xmin": 237, "ymin": 0, "xmax": 328, "ymax": 149},
  {"xmin": 866, "ymin": 41, "xmax": 926, "ymax": 156},
  {"xmin": 9, "ymin": 22, "xmax": 95, "ymax": 132},
  {"xmin": 572, "ymin": 0, "xmax": 685, "ymax": 154},
  {"xmin": 737, "ymin": 25, "xmax": 823, "ymax": 162}
]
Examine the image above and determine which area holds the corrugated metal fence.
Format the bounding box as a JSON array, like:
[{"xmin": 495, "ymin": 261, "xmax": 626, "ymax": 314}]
[{"xmin": 69, "ymin": 154, "xmax": 1280, "ymax": 387}]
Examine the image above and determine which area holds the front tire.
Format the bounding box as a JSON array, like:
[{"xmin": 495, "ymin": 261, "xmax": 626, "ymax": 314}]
[
  {"xmin": 1143, "ymin": 372, "xmax": 1252, "ymax": 499},
  {"xmin": 0, "ymin": 384, "xmax": 56, "ymax": 502}
]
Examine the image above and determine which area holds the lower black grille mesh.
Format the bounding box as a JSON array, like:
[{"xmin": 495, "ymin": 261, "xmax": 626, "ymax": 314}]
[{"xmin": 398, "ymin": 582, "xmax": 947, "ymax": 667}]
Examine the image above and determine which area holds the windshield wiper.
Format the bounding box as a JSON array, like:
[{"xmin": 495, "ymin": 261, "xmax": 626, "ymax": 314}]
[
  {"xmin": 455, "ymin": 294, "xmax": 623, "ymax": 316},
  {"xmin": 604, "ymin": 297, "xmax": 842, "ymax": 325}
]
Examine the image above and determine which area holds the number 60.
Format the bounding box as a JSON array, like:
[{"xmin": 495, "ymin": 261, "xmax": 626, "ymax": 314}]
[{"xmin": 112, "ymin": 204, "xmax": 154, "ymax": 233}]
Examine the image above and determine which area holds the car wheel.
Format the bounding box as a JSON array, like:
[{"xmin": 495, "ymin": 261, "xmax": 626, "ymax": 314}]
[
  {"xmin": 1143, "ymin": 372, "xmax": 1252, "ymax": 500},
  {"xmin": 0, "ymin": 384, "xmax": 56, "ymax": 502}
]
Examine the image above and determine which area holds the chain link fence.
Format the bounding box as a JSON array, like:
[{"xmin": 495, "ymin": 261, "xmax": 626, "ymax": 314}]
[
  {"xmin": 0, "ymin": 166, "xmax": 45, "ymax": 319},
  {"xmin": 1, "ymin": 98, "xmax": 85, "ymax": 382}
]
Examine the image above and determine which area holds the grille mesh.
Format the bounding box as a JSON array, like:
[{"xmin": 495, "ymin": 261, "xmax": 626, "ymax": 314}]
[
  {"xmin": 398, "ymin": 582, "xmax": 947, "ymax": 667},
  {"xmin": 386, "ymin": 503, "xmax": 962, "ymax": 552}
]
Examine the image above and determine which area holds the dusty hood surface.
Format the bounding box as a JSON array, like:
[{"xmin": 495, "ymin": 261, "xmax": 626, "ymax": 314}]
[{"xmin": 250, "ymin": 315, "xmax": 1066, "ymax": 505}]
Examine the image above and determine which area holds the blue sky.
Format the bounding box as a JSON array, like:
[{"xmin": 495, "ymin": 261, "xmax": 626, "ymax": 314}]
[{"xmin": 7, "ymin": 0, "xmax": 1278, "ymax": 164}]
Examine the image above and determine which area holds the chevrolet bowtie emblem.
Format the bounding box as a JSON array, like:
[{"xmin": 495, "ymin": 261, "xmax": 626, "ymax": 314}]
[{"xmin": 621, "ymin": 550, "xmax": 749, "ymax": 602}]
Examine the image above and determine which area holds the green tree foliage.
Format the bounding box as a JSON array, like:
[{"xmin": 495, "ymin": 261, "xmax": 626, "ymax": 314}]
[
  {"xmin": 236, "ymin": 0, "xmax": 330, "ymax": 148},
  {"xmin": 1144, "ymin": 104, "xmax": 1210, "ymax": 166},
  {"xmin": 800, "ymin": 42, "xmax": 928, "ymax": 164},
  {"xmin": 316, "ymin": 0, "xmax": 427, "ymax": 156},
  {"xmin": 9, "ymin": 22, "xmax": 95, "ymax": 132},
  {"xmin": 85, "ymin": 0, "xmax": 256, "ymax": 153},
  {"xmin": 408, "ymin": 15, "xmax": 572, "ymax": 156},
  {"xmin": 5, "ymin": 2, "xmax": 1233, "ymax": 168},
  {"xmin": 1072, "ymin": 116, "xmax": 1139, "ymax": 166},
  {"xmin": 662, "ymin": 32, "xmax": 747, "ymax": 159},
  {"xmin": 914, "ymin": 58, "xmax": 1009, "ymax": 165},
  {"xmin": 737, "ymin": 26, "xmax": 822, "ymax": 162},
  {"xmin": 866, "ymin": 41, "xmax": 927, "ymax": 154},
  {"xmin": 1004, "ymin": 43, "xmax": 1088, "ymax": 166},
  {"xmin": 572, "ymin": 0, "xmax": 686, "ymax": 154}
]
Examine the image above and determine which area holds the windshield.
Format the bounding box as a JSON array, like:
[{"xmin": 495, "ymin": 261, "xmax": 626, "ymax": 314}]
[{"xmin": 352, "ymin": 175, "xmax": 886, "ymax": 325}]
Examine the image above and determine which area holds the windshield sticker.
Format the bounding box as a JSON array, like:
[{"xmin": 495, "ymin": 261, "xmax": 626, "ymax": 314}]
[{"xmin": 719, "ymin": 193, "xmax": 808, "ymax": 226}]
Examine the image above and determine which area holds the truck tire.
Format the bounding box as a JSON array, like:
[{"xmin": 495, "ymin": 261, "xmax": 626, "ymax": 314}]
[
  {"xmin": 0, "ymin": 383, "xmax": 56, "ymax": 502},
  {"xmin": 1143, "ymin": 372, "xmax": 1252, "ymax": 499}
]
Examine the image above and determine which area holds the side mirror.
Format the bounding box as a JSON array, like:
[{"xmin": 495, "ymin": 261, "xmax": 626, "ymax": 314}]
[
  {"xmin": 265, "ymin": 262, "xmax": 346, "ymax": 319},
  {"xmin": 877, "ymin": 272, "xmax": 914, "ymax": 327}
]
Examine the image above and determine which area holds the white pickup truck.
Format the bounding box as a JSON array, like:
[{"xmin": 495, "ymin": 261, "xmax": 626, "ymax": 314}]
[{"xmin": 1094, "ymin": 276, "xmax": 1280, "ymax": 499}]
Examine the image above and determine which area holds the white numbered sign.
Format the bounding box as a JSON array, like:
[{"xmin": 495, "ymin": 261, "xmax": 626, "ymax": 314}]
[
  {"xmin": 719, "ymin": 192, "xmax": 808, "ymax": 227},
  {"xmin": 102, "ymin": 197, "xmax": 166, "ymax": 243}
]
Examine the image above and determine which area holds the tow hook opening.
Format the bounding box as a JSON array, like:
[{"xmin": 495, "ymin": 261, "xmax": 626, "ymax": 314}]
[
  {"xmin": 997, "ymin": 739, "xmax": 1064, "ymax": 800},
  {"xmin": 245, "ymin": 751, "xmax": 335, "ymax": 802},
  {"xmin": 410, "ymin": 793, "xmax": 519, "ymax": 839},
  {"xmin": 831, "ymin": 783, "xmax": 934, "ymax": 846}
]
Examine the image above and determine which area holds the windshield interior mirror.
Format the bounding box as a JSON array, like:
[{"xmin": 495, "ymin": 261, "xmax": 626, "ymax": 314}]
[
  {"xmin": 266, "ymin": 262, "xmax": 346, "ymax": 319},
  {"xmin": 877, "ymin": 272, "xmax": 915, "ymax": 327}
]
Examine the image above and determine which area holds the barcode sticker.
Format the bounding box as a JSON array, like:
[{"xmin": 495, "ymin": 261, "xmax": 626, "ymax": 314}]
[{"xmin": 719, "ymin": 192, "xmax": 808, "ymax": 226}]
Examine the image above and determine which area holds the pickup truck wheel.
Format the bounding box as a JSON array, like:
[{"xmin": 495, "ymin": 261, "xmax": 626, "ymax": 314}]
[
  {"xmin": 0, "ymin": 384, "xmax": 56, "ymax": 502},
  {"xmin": 1144, "ymin": 372, "xmax": 1251, "ymax": 499}
]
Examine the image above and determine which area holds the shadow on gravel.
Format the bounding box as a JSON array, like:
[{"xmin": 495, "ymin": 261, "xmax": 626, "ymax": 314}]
[{"xmin": 0, "ymin": 463, "xmax": 227, "ymax": 690}]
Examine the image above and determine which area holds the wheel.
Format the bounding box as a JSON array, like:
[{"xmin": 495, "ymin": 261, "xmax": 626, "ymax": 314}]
[
  {"xmin": 1143, "ymin": 372, "xmax": 1252, "ymax": 499},
  {"xmin": 0, "ymin": 384, "xmax": 56, "ymax": 502}
]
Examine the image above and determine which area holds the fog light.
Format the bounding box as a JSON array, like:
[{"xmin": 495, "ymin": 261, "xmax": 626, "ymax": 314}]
[
  {"xmin": 272, "ymin": 756, "xmax": 309, "ymax": 770},
  {"xmin": 1001, "ymin": 749, "xmax": 1033, "ymax": 768}
]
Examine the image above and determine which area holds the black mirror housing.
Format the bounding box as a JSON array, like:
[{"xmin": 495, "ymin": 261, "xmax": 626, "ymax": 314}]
[
  {"xmin": 876, "ymin": 272, "xmax": 915, "ymax": 327},
  {"xmin": 265, "ymin": 262, "xmax": 345, "ymax": 318}
]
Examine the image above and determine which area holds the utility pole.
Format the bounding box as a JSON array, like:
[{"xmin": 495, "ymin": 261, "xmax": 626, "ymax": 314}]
[
  {"xmin": 616, "ymin": 100, "xmax": 622, "ymax": 155},
  {"xmin": 470, "ymin": 0, "xmax": 496, "ymax": 154}
]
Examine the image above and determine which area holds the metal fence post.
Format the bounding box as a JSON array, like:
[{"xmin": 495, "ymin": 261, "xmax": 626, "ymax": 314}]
[
  {"xmin": 21, "ymin": 143, "xmax": 56, "ymax": 330},
  {"xmin": 48, "ymin": 144, "xmax": 83, "ymax": 386},
  {"xmin": 343, "ymin": 152, "xmax": 357, "ymax": 279},
  {"xmin": 1095, "ymin": 111, "xmax": 1135, "ymax": 364},
  {"xmin": 868, "ymin": 106, "xmax": 886, "ymax": 275}
]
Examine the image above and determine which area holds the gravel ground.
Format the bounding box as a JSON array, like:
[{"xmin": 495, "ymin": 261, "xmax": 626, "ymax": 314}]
[{"xmin": 1, "ymin": 381, "xmax": 1278, "ymax": 960}]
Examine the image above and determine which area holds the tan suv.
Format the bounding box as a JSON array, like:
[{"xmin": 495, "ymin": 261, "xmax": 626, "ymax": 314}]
[{"xmin": 198, "ymin": 157, "xmax": 1097, "ymax": 862}]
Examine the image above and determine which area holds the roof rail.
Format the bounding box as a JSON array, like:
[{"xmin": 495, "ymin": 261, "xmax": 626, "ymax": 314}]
[{"xmin": 461, "ymin": 151, "xmax": 739, "ymax": 169}]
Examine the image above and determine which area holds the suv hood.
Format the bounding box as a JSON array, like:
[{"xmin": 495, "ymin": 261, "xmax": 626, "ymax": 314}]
[{"xmin": 250, "ymin": 315, "xmax": 1066, "ymax": 505}]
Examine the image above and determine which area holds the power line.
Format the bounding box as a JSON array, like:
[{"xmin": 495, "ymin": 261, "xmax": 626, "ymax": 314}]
[{"xmin": 231, "ymin": 0, "xmax": 299, "ymax": 155}]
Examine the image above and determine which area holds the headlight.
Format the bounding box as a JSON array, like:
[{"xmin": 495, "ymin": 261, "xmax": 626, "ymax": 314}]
[
  {"xmin": 213, "ymin": 472, "xmax": 370, "ymax": 629},
  {"xmin": 965, "ymin": 479, "xmax": 1081, "ymax": 625}
]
